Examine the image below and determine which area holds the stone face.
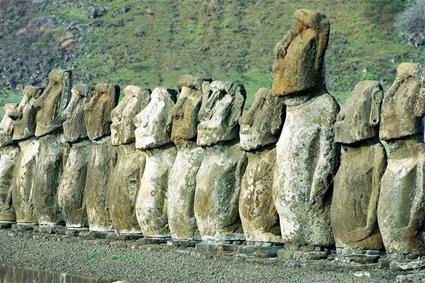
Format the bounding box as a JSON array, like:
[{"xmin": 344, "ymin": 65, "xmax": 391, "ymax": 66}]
[
  {"xmin": 9, "ymin": 86, "xmax": 43, "ymax": 141},
  {"xmin": 378, "ymin": 138, "xmax": 425, "ymax": 255},
  {"xmin": 108, "ymin": 143, "xmax": 145, "ymax": 234},
  {"xmin": 194, "ymin": 143, "xmax": 247, "ymax": 241},
  {"xmin": 171, "ymin": 76, "xmax": 210, "ymax": 143},
  {"xmin": 110, "ymin": 86, "xmax": 151, "ymax": 146},
  {"xmin": 167, "ymin": 145, "xmax": 204, "ymax": 240},
  {"xmin": 12, "ymin": 138, "xmax": 39, "ymax": 224},
  {"xmin": 84, "ymin": 137, "xmax": 117, "ymax": 231},
  {"xmin": 239, "ymin": 88, "xmax": 285, "ymax": 151},
  {"xmin": 273, "ymin": 92, "xmax": 339, "ymax": 247},
  {"xmin": 84, "ymin": 83, "xmax": 120, "ymax": 141},
  {"xmin": 134, "ymin": 87, "xmax": 177, "ymax": 149},
  {"xmin": 0, "ymin": 104, "xmax": 17, "ymax": 147},
  {"xmin": 57, "ymin": 140, "xmax": 91, "ymax": 228},
  {"xmin": 331, "ymin": 143, "xmax": 385, "ymax": 250},
  {"xmin": 239, "ymin": 149, "xmax": 281, "ymax": 243},
  {"xmin": 62, "ymin": 84, "xmax": 93, "ymax": 143},
  {"xmin": 379, "ymin": 63, "xmax": 425, "ymax": 141},
  {"xmin": 334, "ymin": 81, "xmax": 384, "ymax": 144},
  {"xmin": 0, "ymin": 146, "xmax": 19, "ymax": 222},
  {"xmin": 272, "ymin": 9, "xmax": 330, "ymax": 96},
  {"xmin": 34, "ymin": 69, "xmax": 72, "ymax": 137},
  {"xmin": 136, "ymin": 145, "xmax": 176, "ymax": 237},
  {"xmin": 197, "ymin": 81, "xmax": 246, "ymax": 146},
  {"xmin": 32, "ymin": 134, "xmax": 67, "ymax": 225}
]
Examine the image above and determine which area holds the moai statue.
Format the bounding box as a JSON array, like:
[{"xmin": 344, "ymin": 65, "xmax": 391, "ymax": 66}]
[
  {"xmin": 33, "ymin": 69, "xmax": 71, "ymax": 137},
  {"xmin": 108, "ymin": 86, "xmax": 151, "ymax": 234},
  {"xmin": 331, "ymin": 81, "xmax": 386, "ymax": 255},
  {"xmin": 167, "ymin": 75, "xmax": 211, "ymax": 241},
  {"xmin": 134, "ymin": 87, "xmax": 177, "ymax": 238},
  {"xmin": 194, "ymin": 80, "xmax": 247, "ymax": 242},
  {"xmin": 238, "ymin": 88, "xmax": 285, "ymax": 243},
  {"xmin": 378, "ymin": 63, "xmax": 425, "ymax": 256},
  {"xmin": 272, "ymin": 10, "xmax": 340, "ymax": 254},
  {"xmin": 84, "ymin": 83, "xmax": 120, "ymax": 232}
]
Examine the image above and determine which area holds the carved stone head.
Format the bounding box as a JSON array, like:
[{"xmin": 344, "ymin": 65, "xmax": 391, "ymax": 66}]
[
  {"xmin": 272, "ymin": 9, "xmax": 330, "ymax": 96},
  {"xmin": 111, "ymin": 86, "xmax": 151, "ymax": 146},
  {"xmin": 197, "ymin": 80, "xmax": 246, "ymax": 146},
  {"xmin": 134, "ymin": 87, "xmax": 177, "ymax": 150},
  {"xmin": 84, "ymin": 83, "xmax": 120, "ymax": 141},
  {"xmin": 334, "ymin": 81, "xmax": 383, "ymax": 144},
  {"xmin": 171, "ymin": 75, "xmax": 211, "ymax": 144},
  {"xmin": 0, "ymin": 103, "xmax": 18, "ymax": 147},
  {"xmin": 63, "ymin": 84, "xmax": 93, "ymax": 143},
  {"xmin": 34, "ymin": 69, "xmax": 72, "ymax": 137},
  {"xmin": 9, "ymin": 86, "xmax": 43, "ymax": 141},
  {"xmin": 239, "ymin": 88, "xmax": 285, "ymax": 151},
  {"xmin": 380, "ymin": 63, "xmax": 425, "ymax": 141}
]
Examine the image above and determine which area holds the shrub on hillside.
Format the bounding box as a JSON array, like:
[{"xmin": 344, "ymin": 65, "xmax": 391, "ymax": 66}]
[
  {"xmin": 364, "ymin": 0, "xmax": 407, "ymax": 31},
  {"xmin": 395, "ymin": 0, "xmax": 425, "ymax": 47}
]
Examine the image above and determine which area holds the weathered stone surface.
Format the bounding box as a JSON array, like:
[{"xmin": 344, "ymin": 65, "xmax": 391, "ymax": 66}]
[
  {"xmin": 0, "ymin": 103, "xmax": 17, "ymax": 147},
  {"xmin": 134, "ymin": 87, "xmax": 177, "ymax": 149},
  {"xmin": 32, "ymin": 134, "xmax": 67, "ymax": 225},
  {"xmin": 9, "ymin": 86, "xmax": 43, "ymax": 141},
  {"xmin": 0, "ymin": 146, "xmax": 19, "ymax": 222},
  {"xmin": 334, "ymin": 80, "xmax": 384, "ymax": 144},
  {"xmin": 34, "ymin": 69, "xmax": 72, "ymax": 137},
  {"xmin": 273, "ymin": 92, "xmax": 339, "ymax": 247},
  {"xmin": 272, "ymin": 9, "xmax": 330, "ymax": 96},
  {"xmin": 136, "ymin": 145, "xmax": 176, "ymax": 237},
  {"xmin": 378, "ymin": 138, "xmax": 425, "ymax": 255},
  {"xmin": 380, "ymin": 63, "xmax": 425, "ymax": 141},
  {"xmin": 111, "ymin": 86, "xmax": 151, "ymax": 146},
  {"xmin": 62, "ymin": 84, "xmax": 93, "ymax": 143},
  {"xmin": 171, "ymin": 75, "xmax": 210, "ymax": 143},
  {"xmin": 331, "ymin": 143, "xmax": 385, "ymax": 250},
  {"xmin": 167, "ymin": 145, "xmax": 204, "ymax": 240},
  {"xmin": 84, "ymin": 83, "xmax": 120, "ymax": 141},
  {"xmin": 239, "ymin": 88, "xmax": 285, "ymax": 151},
  {"xmin": 390, "ymin": 259, "xmax": 425, "ymax": 271},
  {"xmin": 84, "ymin": 137, "xmax": 117, "ymax": 231},
  {"xmin": 108, "ymin": 143, "xmax": 145, "ymax": 234},
  {"xmin": 57, "ymin": 140, "xmax": 91, "ymax": 228},
  {"xmin": 239, "ymin": 149, "xmax": 281, "ymax": 243},
  {"xmin": 12, "ymin": 138, "xmax": 39, "ymax": 224},
  {"xmin": 194, "ymin": 143, "xmax": 247, "ymax": 241},
  {"xmin": 197, "ymin": 81, "xmax": 246, "ymax": 146}
]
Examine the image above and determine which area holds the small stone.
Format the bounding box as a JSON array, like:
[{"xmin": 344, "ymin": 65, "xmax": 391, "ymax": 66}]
[
  {"xmin": 293, "ymin": 251, "xmax": 329, "ymax": 261},
  {"xmin": 353, "ymin": 271, "xmax": 371, "ymax": 278},
  {"xmin": 277, "ymin": 249, "xmax": 295, "ymax": 260},
  {"xmin": 390, "ymin": 259, "xmax": 425, "ymax": 271}
]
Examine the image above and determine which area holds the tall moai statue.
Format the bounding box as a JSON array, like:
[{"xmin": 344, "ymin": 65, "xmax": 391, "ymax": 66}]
[
  {"xmin": 9, "ymin": 86, "xmax": 43, "ymax": 224},
  {"xmin": 272, "ymin": 10, "xmax": 340, "ymax": 251},
  {"xmin": 57, "ymin": 84, "xmax": 93, "ymax": 228},
  {"xmin": 167, "ymin": 75, "xmax": 211, "ymax": 241},
  {"xmin": 134, "ymin": 87, "xmax": 177, "ymax": 238},
  {"xmin": 238, "ymin": 88, "xmax": 285, "ymax": 243},
  {"xmin": 108, "ymin": 86, "xmax": 151, "ymax": 234},
  {"xmin": 331, "ymin": 81, "xmax": 386, "ymax": 253},
  {"xmin": 194, "ymin": 80, "xmax": 247, "ymax": 242},
  {"xmin": 31, "ymin": 69, "xmax": 71, "ymax": 226},
  {"xmin": 83, "ymin": 83, "xmax": 120, "ymax": 232},
  {"xmin": 378, "ymin": 63, "xmax": 425, "ymax": 256}
]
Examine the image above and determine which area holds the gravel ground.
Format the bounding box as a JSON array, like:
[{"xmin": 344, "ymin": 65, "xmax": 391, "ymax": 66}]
[{"xmin": 0, "ymin": 229, "xmax": 400, "ymax": 283}]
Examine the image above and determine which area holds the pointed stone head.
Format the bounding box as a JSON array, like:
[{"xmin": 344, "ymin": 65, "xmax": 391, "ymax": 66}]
[
  {"xmin": 34, "ymin": 69, "xmax": 72, "ymax": 137},
  {"xmin": 134, "ymin": 87, "xmax": 177, "ymax": 150},
  {"xmin": 334, "ymin": 81, "xmax": 383, "ymax": 144},
  {"xmin": 171, "ymin": 75, "xmax": 212, "ymax": 143},
  {"xmin": 84, "ymin": 83, "xmax": 120, "ymax": 141},
  {"xmin": 63, "ymin": 84, "xmax": 94, "ymax": 143},
  {"xmin": 9, "ymin": 86, "xmax": 43, "ymax": 141},
  {"xmin": 239, "ymin": 88, "xmax": 285, "ymax": 151},
  {"xmin": 380, "ymin": 63, "xmax": 425, "ymax": 141},
  {"xmin": 0, "ymin": 103, "xmax": 18, "ymax": 147},
  {"xmin": 197, "ymin": 80, "xmax": 246, "ymax": 146},
  {"xmin": 111, "ymin": 86, "xmax": 151, "ymax": 146},
  {"xmin": 272, "ymin": 9, "xmax": 330, "ymax": 96}
]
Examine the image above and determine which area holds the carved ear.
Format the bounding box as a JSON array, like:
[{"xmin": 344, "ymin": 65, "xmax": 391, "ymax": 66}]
[
  {"xmin": 369, "ymin": 84, "xmax": 383, "ymax": 127},
  {"xmin": 314, "ymin": 18, "xmax": 330, "ymax": 74},
  {"xmin": 414, "ymin": 74, "xmax": 425, "ymax": 118}
]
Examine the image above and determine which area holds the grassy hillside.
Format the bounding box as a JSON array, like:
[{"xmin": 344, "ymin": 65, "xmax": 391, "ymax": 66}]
[{"xmin": 0, "ymin": 0, "xmax": 424, "ymax": 117}]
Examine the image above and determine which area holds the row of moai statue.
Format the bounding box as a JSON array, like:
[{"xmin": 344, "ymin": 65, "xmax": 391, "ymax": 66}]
[{"xmin": 0, "ymin": 9, "xmax": 424, "ymax": 259}]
